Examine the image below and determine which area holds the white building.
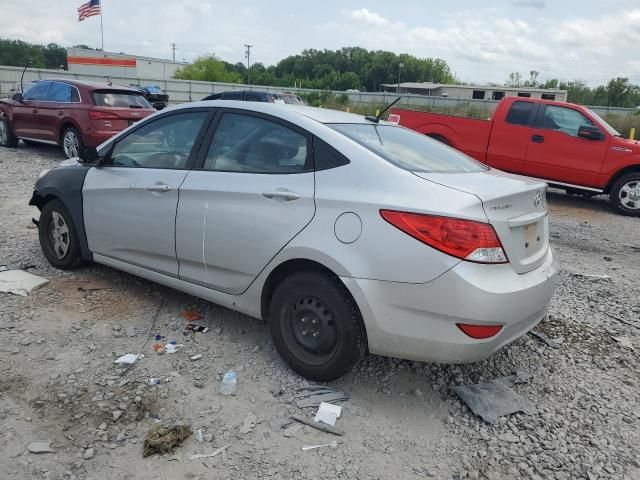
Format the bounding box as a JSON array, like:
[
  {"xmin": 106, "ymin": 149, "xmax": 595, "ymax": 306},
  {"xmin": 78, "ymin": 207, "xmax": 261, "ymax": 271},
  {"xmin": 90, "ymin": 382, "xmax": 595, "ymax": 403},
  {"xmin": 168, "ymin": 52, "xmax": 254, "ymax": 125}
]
[{"xmin": 66, "ymin": 48, "xmax": 188, "ymax": 80}]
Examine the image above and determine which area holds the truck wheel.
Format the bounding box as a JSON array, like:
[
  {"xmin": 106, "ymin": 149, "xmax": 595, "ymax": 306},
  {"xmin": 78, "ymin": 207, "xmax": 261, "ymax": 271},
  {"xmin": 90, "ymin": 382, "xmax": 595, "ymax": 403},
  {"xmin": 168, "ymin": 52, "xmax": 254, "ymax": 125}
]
[
  {"xmin": 610, "ymin": 172, "xmax": 640, "ymax": 217},
  {"xmin": 268, "ymin": 271, "xmax": 366, "ymax": 381},
  {"xmin": 38, "ymin": 200, "xmax": 83, "ymax": 269},
  {"xmin": 0, "ymin": 117, "xmax": 18, "ymax": 148},
  {"xmin": 61, "ymin": 126, "xmax": 83, "ymax": 159}
]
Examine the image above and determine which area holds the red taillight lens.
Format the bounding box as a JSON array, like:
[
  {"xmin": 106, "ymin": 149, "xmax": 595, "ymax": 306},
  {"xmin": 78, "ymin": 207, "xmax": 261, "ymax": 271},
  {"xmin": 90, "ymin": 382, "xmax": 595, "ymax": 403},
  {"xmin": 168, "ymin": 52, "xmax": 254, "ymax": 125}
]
[
  {"xmin": 380, "ymin": 210, "xmax": 508, "ymax": 263},
  {"xmin": 89, "ymin": 110, "xmax": 120, "ymax": 120},
  {"xmin": 457, "ymin": 323, "xmax": 503, "ymax": 339}
]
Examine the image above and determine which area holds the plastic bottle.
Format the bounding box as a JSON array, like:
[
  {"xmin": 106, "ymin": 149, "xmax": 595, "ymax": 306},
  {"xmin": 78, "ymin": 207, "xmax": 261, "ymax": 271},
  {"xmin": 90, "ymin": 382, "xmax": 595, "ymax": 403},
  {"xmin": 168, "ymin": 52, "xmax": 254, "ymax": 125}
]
[{"xmin": 220, "ymin": 371, "xmax": 238, "ymax": 395}]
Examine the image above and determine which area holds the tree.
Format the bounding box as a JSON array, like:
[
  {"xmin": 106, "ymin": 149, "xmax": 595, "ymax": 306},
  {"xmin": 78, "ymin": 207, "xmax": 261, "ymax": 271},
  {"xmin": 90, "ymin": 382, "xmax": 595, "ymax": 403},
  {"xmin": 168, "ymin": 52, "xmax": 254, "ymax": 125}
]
[
  {"xmin": 173, "ymin": 54, "xmax": 242, "ymax": 83},
  {"xmin": 506, "ymin": 72, "xmax": 523, "ymax": 87}
]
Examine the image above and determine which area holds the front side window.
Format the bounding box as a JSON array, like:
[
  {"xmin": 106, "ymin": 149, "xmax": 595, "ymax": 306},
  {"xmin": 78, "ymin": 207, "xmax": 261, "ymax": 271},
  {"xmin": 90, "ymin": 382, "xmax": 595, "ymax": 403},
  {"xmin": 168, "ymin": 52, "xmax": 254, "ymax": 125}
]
[
  {"xmin": 23, "ymin": 82, "xmax": 51, "ymax": 101},
  {"xmin": 46, "ymin": 82, "xmax": 72, "ymax": 102},
  {"xmin": 203, "ymin": 113, "xmax": 309, "ymax": 173},
  {"xmin": 541, "ymin": 105, "xmax": 594, "ymax": 137},
  {"xmin": 330, "ymin": 124, "xmax": 486, "ymax": 173},
  {"xmin": 506, "ymin": 101, "xmax": 535, "ymax": 126},
  {"xmin": 109, "ymin": 112, "xmax": 207, "ymax": 169}
]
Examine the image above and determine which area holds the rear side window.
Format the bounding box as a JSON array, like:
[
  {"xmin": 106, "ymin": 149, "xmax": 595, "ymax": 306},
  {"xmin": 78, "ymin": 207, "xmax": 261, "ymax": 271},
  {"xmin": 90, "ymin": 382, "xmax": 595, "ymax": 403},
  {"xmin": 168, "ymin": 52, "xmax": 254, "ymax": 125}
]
[
  {"xmin": 46, "ymin": 82, "xmax": 72, "ymax": 102},
  {"xmin": 330, "ymin": 124, "xmax": 486, "ymax": 173},
  {"xmin": 313, "ymin": 137, "xmax": 350, "ymax": 171},
  {"xmin": 203, "ymin": 113, "xmax": 309, "ymax": 173},
  {"xmin": 220, "ymin": 92, "xmax": 242, "ymax": 100},
  {"xmin": 506, "ymin": 101, "xmax": 535, "ymax": 126},
  {"xmin": 92, "ymin": 90, "xmax": 151, "ymax": 108}
]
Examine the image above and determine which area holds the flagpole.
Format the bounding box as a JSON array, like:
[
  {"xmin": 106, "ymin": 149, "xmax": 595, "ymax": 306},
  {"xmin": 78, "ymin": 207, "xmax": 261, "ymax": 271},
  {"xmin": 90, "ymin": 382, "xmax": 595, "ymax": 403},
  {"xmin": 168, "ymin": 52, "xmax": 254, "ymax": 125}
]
[{"xmin": 100, "ymin": 0, "xmax": 104, "ymax": 50}]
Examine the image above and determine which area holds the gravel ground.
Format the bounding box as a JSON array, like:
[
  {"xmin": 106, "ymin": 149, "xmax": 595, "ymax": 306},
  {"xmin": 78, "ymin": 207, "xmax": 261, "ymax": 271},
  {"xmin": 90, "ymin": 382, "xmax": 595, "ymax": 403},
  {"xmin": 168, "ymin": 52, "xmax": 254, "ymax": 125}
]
[{"xmin": 0, "ymin": 142, "xmax": 639, "ymax": 480}]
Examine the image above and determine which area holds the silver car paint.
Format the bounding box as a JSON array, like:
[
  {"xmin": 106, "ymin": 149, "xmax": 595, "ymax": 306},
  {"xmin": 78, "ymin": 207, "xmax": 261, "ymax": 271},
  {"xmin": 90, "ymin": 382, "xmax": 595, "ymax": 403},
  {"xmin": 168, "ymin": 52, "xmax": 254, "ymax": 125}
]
[{"xmin": 84, "ymin": 100, "xmax": 558, "ymax": 363}]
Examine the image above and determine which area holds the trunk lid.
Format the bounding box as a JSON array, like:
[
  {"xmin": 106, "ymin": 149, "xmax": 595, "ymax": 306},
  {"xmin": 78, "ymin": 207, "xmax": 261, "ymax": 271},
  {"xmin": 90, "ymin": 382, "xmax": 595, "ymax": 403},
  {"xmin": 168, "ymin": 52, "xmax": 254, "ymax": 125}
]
[
  {"xmin": 89, "ymin": 106, "xmax": 154, "ymax": 132},
  {"xmin": 414, "ymin": 169, "xmax": 549, "ymax": 274}
]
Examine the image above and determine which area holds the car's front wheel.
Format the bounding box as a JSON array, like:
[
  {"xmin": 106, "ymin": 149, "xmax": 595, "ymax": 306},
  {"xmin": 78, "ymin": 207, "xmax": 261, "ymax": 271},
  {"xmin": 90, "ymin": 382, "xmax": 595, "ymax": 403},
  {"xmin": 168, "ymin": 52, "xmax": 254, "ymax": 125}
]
[
  {"xmin": 38, "ymin": 200, "xmax": 83, "ymax": 269},
  {"xmin": 269, "ymin": 271, "xmax": 366, "ymax": 381},
  {"xmin": 610, "ymin": 172, "xmax": 640, "ymax": 217},
  {"xmin": 61, "ymin": 126, "xmax": 83, "ymax": 159},
  {"xmin": 0, "ymin": 116, "xmax": 18, "ymax": 148}
]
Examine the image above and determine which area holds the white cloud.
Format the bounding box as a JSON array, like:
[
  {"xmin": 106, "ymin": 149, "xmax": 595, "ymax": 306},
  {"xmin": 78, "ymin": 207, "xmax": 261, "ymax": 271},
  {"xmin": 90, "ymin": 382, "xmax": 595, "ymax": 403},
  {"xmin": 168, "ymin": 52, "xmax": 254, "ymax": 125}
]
[
  {"xmin": 512, "ymin": 0, "xmax": 546, "ymax": 8},
  {"xmin": 350, "ymin": 8, "xmax": 389, "ymax": 26}
]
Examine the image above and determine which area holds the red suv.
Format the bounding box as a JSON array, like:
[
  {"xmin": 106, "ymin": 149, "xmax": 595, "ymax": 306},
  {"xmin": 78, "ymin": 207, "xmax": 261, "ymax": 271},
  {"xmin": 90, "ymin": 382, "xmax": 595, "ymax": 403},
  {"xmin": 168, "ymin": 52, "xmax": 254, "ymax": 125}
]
[{"xmin": 0, "ymin": 79, "xmax": 155, "ymax": 158}]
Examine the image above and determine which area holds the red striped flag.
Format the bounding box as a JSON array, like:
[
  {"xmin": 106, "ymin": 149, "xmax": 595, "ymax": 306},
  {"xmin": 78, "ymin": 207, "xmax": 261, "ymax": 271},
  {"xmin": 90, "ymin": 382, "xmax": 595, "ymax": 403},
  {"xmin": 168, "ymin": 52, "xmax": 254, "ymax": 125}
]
[{"xmin": 78, "ymin": 0, "xmax": 101, "ymax": 21}]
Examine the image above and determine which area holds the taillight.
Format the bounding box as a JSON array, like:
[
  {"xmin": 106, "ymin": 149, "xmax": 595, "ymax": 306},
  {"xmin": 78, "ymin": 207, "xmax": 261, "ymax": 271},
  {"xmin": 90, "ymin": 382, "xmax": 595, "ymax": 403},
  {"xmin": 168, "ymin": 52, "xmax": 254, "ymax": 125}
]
[
  {"xmin": 89, "ymin": 110, "xmax": 120, "ymax": 120},
  {"xmin": 380, "ymin": 210, "xmax": 508, "ymax": 264},
  {"xmin": 457, "ymin": 323, "xmax": 503, "ymax": 339}
]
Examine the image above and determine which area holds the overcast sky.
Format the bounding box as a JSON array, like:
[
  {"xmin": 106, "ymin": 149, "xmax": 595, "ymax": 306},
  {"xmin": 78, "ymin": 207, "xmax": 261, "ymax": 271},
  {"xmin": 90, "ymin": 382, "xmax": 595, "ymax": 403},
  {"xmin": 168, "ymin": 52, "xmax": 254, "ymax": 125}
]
[{"xmin": 1, "ymin": 0, "xmax": 639, "ymax": 86}]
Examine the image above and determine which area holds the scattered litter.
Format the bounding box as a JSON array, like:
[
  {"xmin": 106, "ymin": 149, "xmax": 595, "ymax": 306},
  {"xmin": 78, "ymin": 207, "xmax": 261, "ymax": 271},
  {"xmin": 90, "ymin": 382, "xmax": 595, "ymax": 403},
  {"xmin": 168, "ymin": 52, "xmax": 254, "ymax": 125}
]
[
  {"xmin": 195, "ymin": 429, "xmax": 204, "ymax": 442},
  {"xmin": 77, "ymin": 278, "xmax": 111, "ymax": 291},
  {"xmin": 612, "ymin": 336, "xmax": 634, "ymax": 350},
  {"xmin": 189, "ymin": 444, "xmax": 230, "ymax": 461},
  {"xmin": 181, "ymin": 309, "xmax": 204, "ymax": 321},
  {"xmin": 290, "ymin": 415, "xmax": 345, "ymax": 436},
  {"xmin": 571, "ymin": 272, "xmax": 611, "ymax": 280},
  {"xmin": 295, "ymin": 386, "xmax": 349, "ymax": 408},
  {"xmin": 153, "ymin": 343, "xmax": 164, "ymax": 354},
  {"xmin": 114, "ymin": 353, "xmax": 144, "ymax": 365},
  {"xmin": 190, "ymin": 354, "xmax": 203, "ymax": 361},
  {"xmin": 494, "ymin": 370, "xmax": 532, "ymax": 387},
  {"xmin": 165, "ymin": 341, "xmax": 179, "ymax": 354},
  {"xmin": 143, "ymin": 425, "xmax": 192, "ymax": 457},
  {"xmin": 239, "ymin": 413, "xmax": 257, "ymax": 434},
  {"xmin": 184, "ymin": 324, "xmax": 209, "ymax": 335},
  {"xmin": 314, "ymin": 402, "xmax": 342, "ymax": 427},
  {"xmin": 220, "ymin": 371, "xmax": 238, "ymax": 395},
  {"xmin": 530, "ymin": 330, "xmax": 562, "ymax": 349},
  {"xmin": 148, "ymin": 378, "xmax": 162, "ymax": 385},
  {"xmin": 302, "ymin": 440, "xmax": 339, "ymax": 451},
  {"xmin": 27, "ymin": 441, "xmax": 55, "ymax": 454},
  {"xmin": 452, "ymin": 373, "xmax": 537, "ymax": 424},
  {"xmin": 0, "ymin": 270, "xmax": 48, "ymax": 296}
]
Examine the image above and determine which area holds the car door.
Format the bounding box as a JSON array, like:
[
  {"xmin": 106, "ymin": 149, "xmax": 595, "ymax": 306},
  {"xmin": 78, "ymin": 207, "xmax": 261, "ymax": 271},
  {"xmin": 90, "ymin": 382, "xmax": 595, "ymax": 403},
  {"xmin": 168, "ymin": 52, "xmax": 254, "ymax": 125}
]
[
  {"xmin": 37, "ymin": 81, "xmax": 77, "ymax": 143},
  {"xmin": 83, "ymin": 109, "xmax": 211, "ymax": 276},
  {"xmin": 521, "ymin": 104, "xmax": 609, "ymax": 187},
  {"xmin": 485, "ymin": 100, "xmax": 538, "ymax": 173},
  {"xmin": 176, "ymin": 110, "xmax": 315, "ymax": 294},
  {"xmin": 12, "ymin": 81, "xmax": 52, "ymax": 139}
]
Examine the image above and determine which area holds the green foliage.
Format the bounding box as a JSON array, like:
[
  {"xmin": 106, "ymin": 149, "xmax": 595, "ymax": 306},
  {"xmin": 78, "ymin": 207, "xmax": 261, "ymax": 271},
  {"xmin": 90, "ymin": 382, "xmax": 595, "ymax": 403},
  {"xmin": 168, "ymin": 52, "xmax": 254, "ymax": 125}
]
[
  {"xmin": 174, "ymin": 55, "xmax": 243, "ymax": 83},
  {"xmin": 0, "ymin": 39, "xmax": 67, "ymax": 69}
]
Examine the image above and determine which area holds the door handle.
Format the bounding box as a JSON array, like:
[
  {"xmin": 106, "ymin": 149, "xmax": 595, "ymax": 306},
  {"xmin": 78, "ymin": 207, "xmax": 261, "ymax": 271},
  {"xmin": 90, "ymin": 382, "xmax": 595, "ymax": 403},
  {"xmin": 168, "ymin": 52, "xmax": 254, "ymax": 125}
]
[
  {"xmin": 146, "ymin": 184, "xmax": 172, "ymax": 193},
  {"xmin": 57, "ymin": 111, "xmax": 64, "ymax": 116},
  {"xmin": 262, "ymin": 190, "xmax": 300, "ymax": 201},
  {"xmin": 532, "ymin": 134, "xmax": 544, "ymax": 143},
  {"xmin": 32, "ymin": 109, "xmax": 38, "ymax": 114}
]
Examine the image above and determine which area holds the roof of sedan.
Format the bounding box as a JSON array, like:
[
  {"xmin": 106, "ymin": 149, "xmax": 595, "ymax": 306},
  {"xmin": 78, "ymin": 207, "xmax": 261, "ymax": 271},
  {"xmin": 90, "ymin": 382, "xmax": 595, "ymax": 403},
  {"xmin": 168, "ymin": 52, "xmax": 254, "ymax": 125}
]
[{"xmin": 184, "ymin": 100, "xmax": 379, "ymax": 124}]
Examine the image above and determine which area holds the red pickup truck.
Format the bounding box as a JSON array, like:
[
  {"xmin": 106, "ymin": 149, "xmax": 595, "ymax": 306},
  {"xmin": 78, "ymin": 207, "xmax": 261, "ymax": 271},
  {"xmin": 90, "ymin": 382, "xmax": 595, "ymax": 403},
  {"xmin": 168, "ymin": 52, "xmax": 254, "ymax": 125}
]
[{"xmin": 391, "ymin": 97, "xmax": 640, "ymax": 216}]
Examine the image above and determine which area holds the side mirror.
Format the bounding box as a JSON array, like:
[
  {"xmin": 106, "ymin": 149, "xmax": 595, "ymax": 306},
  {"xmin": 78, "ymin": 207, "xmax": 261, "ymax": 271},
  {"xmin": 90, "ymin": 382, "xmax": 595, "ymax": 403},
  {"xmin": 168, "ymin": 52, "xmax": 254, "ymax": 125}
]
[
  {"xmin": 12, "ymin": 92, "xmax": 23, "ymax": 102},
  {"xmin": 578, "ymin": 125, "xmax": 603, "ymax": 141},
  {"xmin": 79, "ymin": 147, "xmax": 99, "ymax": 163}
]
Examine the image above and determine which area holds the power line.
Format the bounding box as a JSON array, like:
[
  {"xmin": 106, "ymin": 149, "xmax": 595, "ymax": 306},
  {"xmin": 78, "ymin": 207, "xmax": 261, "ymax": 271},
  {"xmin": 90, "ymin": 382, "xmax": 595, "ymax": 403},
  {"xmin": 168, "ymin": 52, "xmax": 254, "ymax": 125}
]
[
  {"xmin": 244, "ymin": 44, "xmax": 253, "ymax": 85},
  {"xmin": 170, "ymin": 42, "xmax": 177, "ymax": 62}
]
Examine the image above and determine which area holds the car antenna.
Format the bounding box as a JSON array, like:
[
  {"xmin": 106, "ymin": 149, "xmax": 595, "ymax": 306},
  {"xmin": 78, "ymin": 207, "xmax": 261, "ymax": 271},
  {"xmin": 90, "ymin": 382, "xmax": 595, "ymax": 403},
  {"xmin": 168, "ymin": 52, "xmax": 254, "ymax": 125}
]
[
  {"xmin": 364, "ymin": 97, "xmax": 401, "ymax": 123},
  {"xmin": 20, "ymin": 65, "xmax": 27, "ymax": 95}
]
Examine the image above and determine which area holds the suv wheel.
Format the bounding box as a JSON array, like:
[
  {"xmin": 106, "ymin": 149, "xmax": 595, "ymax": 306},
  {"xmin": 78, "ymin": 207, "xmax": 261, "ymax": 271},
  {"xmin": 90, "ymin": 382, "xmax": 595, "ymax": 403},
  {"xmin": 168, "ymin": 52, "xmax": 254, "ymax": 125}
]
[
  {"xmin": 62, "ymin": 126, "xmax": 83, "ymax": 159},
  {"xmin": 0, "ymin": 116, "xmax": 18, "ymax": 148},
  {"xmin": 38, "ymin": 200, "xmax": 83, "ymax": 269},
  {"xmin": 610, "ymin": 172, "xmax": 640, "ymax": 217},
  {"xmin": 268, "ymin": 271, "xmax": 366, "ymax": 381}
]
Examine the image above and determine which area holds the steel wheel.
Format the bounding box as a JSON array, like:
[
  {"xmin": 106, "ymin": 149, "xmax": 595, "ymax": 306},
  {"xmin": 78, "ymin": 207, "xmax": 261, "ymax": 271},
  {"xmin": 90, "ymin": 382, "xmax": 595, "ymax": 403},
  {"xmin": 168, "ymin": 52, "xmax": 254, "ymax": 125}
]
[
  {"xmin": 618, "ymin": 180, "xmax": 640, "ymax": 210},
  {"xmin": 48, "ymin": 211, "xmax": 70, "ymax": 259},
  {"xmin": 63, "ymin": 129, "xmax": 80, "ymax": 158}
]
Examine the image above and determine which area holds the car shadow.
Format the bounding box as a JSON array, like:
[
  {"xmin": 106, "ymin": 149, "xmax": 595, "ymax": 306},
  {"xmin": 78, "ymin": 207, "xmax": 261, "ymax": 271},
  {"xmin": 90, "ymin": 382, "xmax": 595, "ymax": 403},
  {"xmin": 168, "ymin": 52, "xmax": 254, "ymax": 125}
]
[
  {"xmin": 546, "ymin": 188, "xmax": 619, "ymax": 220},
  {"xmin": 20, "ymin": 139, "xmax": 66, "ymax": 160}
]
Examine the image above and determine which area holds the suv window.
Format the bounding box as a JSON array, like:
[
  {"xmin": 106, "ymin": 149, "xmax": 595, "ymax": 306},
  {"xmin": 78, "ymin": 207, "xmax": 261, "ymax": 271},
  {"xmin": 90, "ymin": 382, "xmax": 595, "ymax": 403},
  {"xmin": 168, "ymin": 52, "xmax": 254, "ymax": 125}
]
[
  {"xmin": 244, "ymin": 92, "xmax": 267, "ymax": 102},
  {"xmin": 506, "ymin": 101, "xmax": 535, "ymax": 126},
  {"xmin": 541, "ymin": 105, "xmax": 594, "ymax": 137},
  {"xmin": 109, "ymin": 112, "xmax": 207, "ymax": 169},
  {"xmin": 220, "ymin": 92, "xmax": 242, "ymax": 100},
  {"xmin": 23, "ymin": 81, "xmax": 51, "ymax": 101},
  {"xmin": 204, "ymin": 113, "xmax": 309, "ymax": 173},
  {"xmin": 92, "ymin": 90, "xmax": 151, "ymax": 108},
  {"xmin": 46, "ymin": 82, "xmax": 72, "ymax": 102}
]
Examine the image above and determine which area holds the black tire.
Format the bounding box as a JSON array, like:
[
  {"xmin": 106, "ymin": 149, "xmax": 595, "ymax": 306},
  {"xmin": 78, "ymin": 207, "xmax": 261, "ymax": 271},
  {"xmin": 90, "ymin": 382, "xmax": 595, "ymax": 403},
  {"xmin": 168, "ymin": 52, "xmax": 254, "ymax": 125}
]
[
  {"xmin": 269, "ymin": 271, "xmax": 366, "ymax": 381},
  {"xmin": 0, "ymin": 116, "xmax": 18, "ymax": 148},
  {"xmin": 609, "ymin": 172, "xmax": 640, "ymax": 217},
  {"xmin": 61, "ymin": 126, "xmax": 83, "ymax": 159},
  {"xmin": 38, "ymin": 200, "xmax": 83, "ymax": 269}
]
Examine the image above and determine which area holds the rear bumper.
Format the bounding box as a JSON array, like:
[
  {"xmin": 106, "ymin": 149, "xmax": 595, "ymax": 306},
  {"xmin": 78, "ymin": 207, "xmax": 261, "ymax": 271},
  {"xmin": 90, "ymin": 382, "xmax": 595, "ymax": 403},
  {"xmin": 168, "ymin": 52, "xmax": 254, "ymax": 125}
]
[
  {"xmin": 82, "ymin": 130, "xmax": 119, "ymax": 147},
  {"xmin": 342, "ymin": 247, "xmax": 558, "ymax": 363}
]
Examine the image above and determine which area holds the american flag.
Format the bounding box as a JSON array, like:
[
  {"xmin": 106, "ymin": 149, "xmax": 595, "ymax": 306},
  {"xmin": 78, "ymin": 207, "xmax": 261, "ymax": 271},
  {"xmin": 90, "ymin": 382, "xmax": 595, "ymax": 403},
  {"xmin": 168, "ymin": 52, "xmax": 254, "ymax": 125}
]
[{"xmin": 78, "ymin": 0, "xmax": 101, "ymax": 21}]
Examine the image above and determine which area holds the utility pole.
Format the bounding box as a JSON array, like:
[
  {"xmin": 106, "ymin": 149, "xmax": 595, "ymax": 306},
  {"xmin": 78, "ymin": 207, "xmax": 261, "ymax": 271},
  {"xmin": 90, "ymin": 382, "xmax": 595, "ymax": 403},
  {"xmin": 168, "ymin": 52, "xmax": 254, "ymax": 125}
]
[
  {"xmin": 170, "ymin": 42, "xmax": 177, "ymax": 62},
  {"xmin": 397, "ymin": 62, "xmax": 404, "ymax": 93},
  {"xmin": 244, "ymin": 44, "xmax": 253, "ymax": 85}
]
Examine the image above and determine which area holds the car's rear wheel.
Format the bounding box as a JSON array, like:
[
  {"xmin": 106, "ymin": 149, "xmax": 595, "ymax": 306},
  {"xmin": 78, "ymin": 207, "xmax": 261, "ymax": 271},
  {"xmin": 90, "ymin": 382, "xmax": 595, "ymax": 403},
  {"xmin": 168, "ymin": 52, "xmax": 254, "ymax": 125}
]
[
  {"xmin": 269, "ymin": 271, "xmax": 366, "ymax": 381},
  {"xmin": 0, "ymin": 117, "xmax": 18, "ymax": 148},
  {"xmin": 61, "ymin": 126, "xmax": 83, "ymax": 159},
  {"xmin": 610, "ymin": 172, "xmax": 640, "ymax": 217},
  {"xmin": 38, "ymin": 200, "xmax": 83, "ymax": 269}
]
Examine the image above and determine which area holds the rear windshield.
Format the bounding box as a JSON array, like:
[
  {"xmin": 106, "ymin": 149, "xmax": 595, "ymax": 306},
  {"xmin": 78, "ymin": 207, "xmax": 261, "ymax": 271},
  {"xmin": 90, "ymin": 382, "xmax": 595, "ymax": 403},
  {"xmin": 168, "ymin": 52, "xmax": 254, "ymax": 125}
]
[
  {"xmin": 330, "ymin": 124, "xmax": 487, "ymax": 173},
  {"xmin": 145, "ymin": 86, "xmax": 163, "ymax": 93},
  {"xmin": 274, "ymin": 94, "xmax": 304, "ymax": 105},
  {"xmin": 92, "ymin": 90, "xmax": 151, "ymax": 108}
]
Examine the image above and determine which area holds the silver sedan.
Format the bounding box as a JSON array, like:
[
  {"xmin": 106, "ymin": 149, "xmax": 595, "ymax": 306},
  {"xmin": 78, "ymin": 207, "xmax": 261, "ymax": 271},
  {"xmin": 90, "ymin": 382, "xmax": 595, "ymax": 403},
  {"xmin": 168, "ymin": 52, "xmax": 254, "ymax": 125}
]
[{"xmin": 31, "ymin": 100, "xmax": 558, "ymax": 380}]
